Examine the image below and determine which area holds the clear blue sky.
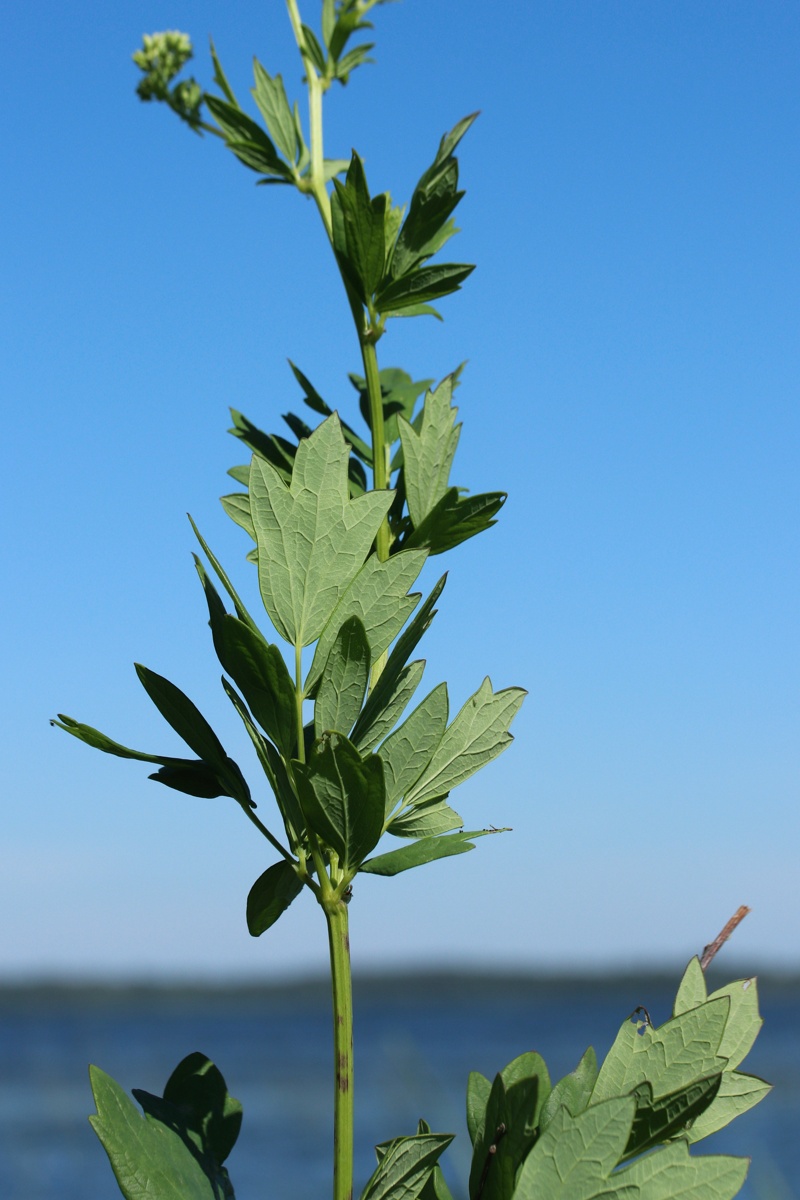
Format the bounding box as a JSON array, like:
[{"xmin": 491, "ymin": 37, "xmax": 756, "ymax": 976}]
[{"xmin": 3, "ymin": 0, "xmax": 798, "ymax": 978}]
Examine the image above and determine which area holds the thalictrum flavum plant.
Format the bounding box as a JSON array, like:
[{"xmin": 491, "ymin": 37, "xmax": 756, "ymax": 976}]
[{"xmin": 55, "ymin": 5, "xmax": 770, "ymax": 1199}]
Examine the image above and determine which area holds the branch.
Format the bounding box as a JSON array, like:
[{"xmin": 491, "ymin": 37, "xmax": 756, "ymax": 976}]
[{"xmin": 699, "ymin": 905, "xmax": 751, "ymax": 972}]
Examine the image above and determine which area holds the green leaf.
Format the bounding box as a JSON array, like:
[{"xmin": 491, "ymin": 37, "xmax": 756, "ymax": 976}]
[
  {"xmin": 209, "ymin": 40, "xmax": 238, "ymax": 106},
  {"xmin": 195, "ymin": 559, "xmax": 296, "ymax": 757},
  {"xmin": 539, "ymin": 1047, "xmax": 598, "ymax": 1132},
  {"xmin": 205, "ymin": 95, "xmax": 290, "ymax": 178},
  {"xmin": 305, "ymin": 548, "xmax": 428, "ymax": 692},
  {"xmin": 228, "ymin": 408, "xmax": 296, "ymax": 482},
  {"xmin": 189, "ymin": 518, "xmax": 260, "ymax": 634},
  {"xmin": 375, "ymin": 263, "xmax": 474, "ymax": 313},
  {"xmin": 315, "ymin": 616, "xmax": 371, "ymax": 739},
  {"xmin": 293, "ymin": 732, "xmax": 384, "ymax": 870},
  {"xmin": 249, "ymin": 414, "xmax": 392, "ymax": 646},
  {"xmin": 686, "ymin": 1070, "xmax": 771, "ymax": 1143},
  {"xmin": 359, "ymin": 828, "xmax": 504, "ymax": 877},
  {"xmin": 398, "ymin": 377, "xmax": 460, "ymax": 527},
  {"xmin": 222, "ymin": 679, "xmax": 304, "ymax": 844},
  {"xmin": 706, "ymin": 977, "xmax": 763, "ymax": 1073},
  {"xmin": 288, "ymin": 360, "xmax": 373, "ymax": 463},
  {"xmin": 466, "ymin": 1072, "xmax": 492, "ymax": 1146},
  {"xmin": 89, "ymin": 1066, "xmax": 218, "ymax": 1200},
  {"xmin": 247, "ymin": 860, "xmax": 304, "ymax": 936},
  {"xmin": 148, "ymin": 761, "xmax": 231, "ymax": 799},
  {"xmin": 351, "ymin": 660, "xmax": 425, "ymax": 754},
  {"xmin": 592, "ymin": 1000, "xmax": 730, "ymax": 1104},
  {"xmin": 404, "ymin": 489, "xmax": 506, "ymax": 555},
  {"xmin": 135, "ymin": 665, "xmax": 253, "ymax": 808},
  {"xmin": 362, "ymin": 1131, "xmax": 454, "ymax": 1200},
  {"xmin": 251, "ymin": 59, "xmax": 296, "ymax": 162},
  {"xmin": 52, "ymin": 713, "xmax": 243, "ymax": 802},
  {"xmin": 301, "ymin": 24, "xmax": 326, "ymax": 73},
  {"xmin": 512, "ymin": 1096, "xmax": 638, "ymax": 1200},
  {"xmin": 624, "ymin": 1074, "xmax": 722, "ymax": 1161},
  {"xmin": 379, "ymin": 682, "xmax": 449, "ymax": 810},
  {"xmin": 133, "ymin": 665, "xmax": 224, "ymax": 765},
  {"xmin": 674, "ymin": 957, "xmax": 708, "ymax": 1016},
  {"xmin": 387, "ymin": 798, "xmax": 462, "ymax": 838},
  {"xmin": 332, "ymin": 154, "xmax": 387, "ymax": 301},
  {"xmin": 469, "ymin": 1059, "xmax": 547, "ymax": 1200},
  {"xmin": 405, "ymin": 677, "xmax": 525, "ymax": 807},
  {"xmin": 351, "ymin": 574, "xmax": 445, "ymax": 749},
  {"xmin": 133, "ymin": 1052, "xmax": 242, "ymax": 1177},
  {"xmin": 616, "ymin": 1139, "xmax": 749, "ymax": 1200}
]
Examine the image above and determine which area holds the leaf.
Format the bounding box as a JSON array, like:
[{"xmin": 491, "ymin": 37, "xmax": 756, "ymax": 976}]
[
  {"xmin": 189, "ymin": 517, "xmax": 261, "ymax": 634},
  {"xmin": 148, "ymin": 761, "xmax": 230, "ymax": 799},
  {"xmin": 332, "ymin": 154, "xmax": 387, "ymax": 300},
  {"xmin": 685, "ymin": 1070, "xmax": 771, "ymax": 1143},
  {"xmin": 133, "ymin": 1052, "xmax": 242, "ymax": 1176},
  {"xmin": 405, "ymin": 678, "xmax": 525, "ymax": 806},
  {"xmin": 674, "ymin": 958, "xmax": 708, "ymax": 1016},
  {"xmin": 223, "ymin": 679, "xmax": 305, "ymax": 844},
  {"xmin": 387, "ymin": 799, "xmax": 462, "ymax": 838},
  {"xmin": 469, "ymin": 1056, "xmax": 550, "ymax": 1200},
  {"xmin": 404, "ymin": 489, "xmax": 506, "ymax": 555},
  {"xmin": 359, "ymin": 828, "xmax": 505, "ymax": 877},
  {"xmin": 52, "ymin": 712, "xmax": 251, "ymax": 809},
  {"xmin": 539, "ymin": 1048, "xmax": 598, "ymax": 1132},
  {"xmin": 293, "ymin": 732, "xmax": 384, "ymax": 870},
  {"xmin": 288, "ymin": 360, "xmax": 372, "ymax": 463},
  {"xmin": 616, "ymin": 1139, "xmax": 749, "ymax": 1200},
  {"xmin": 351, "ymin": 574, "xmax": 445, "ymax": 748},
  {"xmin": 205, "ymin": 95, "xmax": 289, "ymax": 179},
  {"xmin": 209, "ymin": 40, "xmax": 238, "ymax": 106},
  {"xmin": 196, "ymin": 559, "xmax": 296, "ymax": 757},
  {"xmin": 305, "ymin": 548, "xmax": 428, "ymax": 692},
  {"xmin": 249, "ymin": 414, "xmax": 392, "ymax": 646},
  {"xmin": 379, "ymin": 682, "xmax": 449, "ymax": 810},
  {"xmin": 375, "ymin": 263, "xmax": 474, "ymax": 312},
  {"xmin": 247, "ymin": 860, "xmax": 304, "ymax": 936},
  {"xmin": 398, "ymin": 377, "xmax": 460, "ymax": 527},
  {"xmin": 301, "ymin": 24, "xmax": 326, "ymax": 74},
  {"xmin": 592, "ymin": 1000, "xmax": 730, "ymax": 1104},
  {"xmin": 512, "ymin": 1096, "xmax": 638, "ymax": 1200},
  {"xmin": 351, "ymin": 660, "xmax": 425, "ymax": 754},
  {"xmin": 251, "ymin": 60, "xmax": 296, "ymax": 162},
  {"xmin": 362, "ymin": 1131, "xmax": 454, "ymax": 1200},
  {"xmin": 135, "ymin": 664, "xmax": 227, "ymax": 765},
  {"xmin": 89, "ymin": 1066, "xmax": 217, "ymax": 1200},
  {"xmin": 315, "ymin": 616, "xmax": 371, "ymax": 739},
  {"xmin": 706, "ymin": 977, "xmax": 763, "ymax": 1073},
  {"xmin": 624, "ymin": 1074, "xmax": 722, "ymax": 1161},
  {"xmin": 466, "ymin": 1072, "xmax": 492, "ymax": 1146}
]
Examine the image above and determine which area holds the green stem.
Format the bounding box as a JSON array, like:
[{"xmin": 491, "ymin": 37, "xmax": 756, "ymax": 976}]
[
  {"xmin": 361, "ymin": 339, "xmax": 391, "ymax": 562},
  {"xmin": 324, "ymin": 896, "xmax": 354, "ymax": 1200},
  {"xmin": 295, "ymin": 641, "xmax": 306, "ymax": 764}
]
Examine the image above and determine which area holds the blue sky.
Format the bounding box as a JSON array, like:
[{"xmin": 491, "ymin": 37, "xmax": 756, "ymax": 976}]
[{"xmin": 3, "ymin": 0, "xmax": 798, "ymax": 978}]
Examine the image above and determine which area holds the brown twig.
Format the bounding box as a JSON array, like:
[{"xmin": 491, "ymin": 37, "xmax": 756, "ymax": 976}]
[{"xmin": 699, "ymin": 905, "xmax": 751, "ymax": 972}]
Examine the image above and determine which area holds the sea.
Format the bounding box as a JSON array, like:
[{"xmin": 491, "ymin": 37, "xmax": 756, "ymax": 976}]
[{"xmin": 2, "ymin": 971, "xmax": 797, "ymax": 1200}]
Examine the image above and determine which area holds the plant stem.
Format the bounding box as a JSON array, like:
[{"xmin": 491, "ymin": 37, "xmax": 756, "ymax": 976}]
[
  {"xmin": 324, "ymin": 895, "xmax": 355, "ymax": 1200},
  {"xmin": 295, "ymin": 640, "xmax": 306, "ymax": 764},
  {"xmin": 361, "ymin": 339, "xmax": 391, "ymax": 563}
]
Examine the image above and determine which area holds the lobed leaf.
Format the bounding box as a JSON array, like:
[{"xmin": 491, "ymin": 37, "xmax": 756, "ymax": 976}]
[
  {"xmin": 512, "ymin": 1096, "xmax": 637, "ymax": 1200},
  {"xmin": 305, "ymin": 548, "xmax": 427, "ymax": 692},
  {"xmin": 387, "ymin": 798, "xmax": 463, "ymax": 838},
  {"xmin": 398, "ymin": 377, "xmax": 460, "ymax": 528},
  {"xmin": 405, "ymin": 677, "xmax": 525, "ymax": 807},
  {"xmin": 616, "ymin": 1139, "xmax": 748, "ymax": 1200},
  {"xmin": 249, "ymin": 414, "xmax": 392, "ymax": 646},
  {"xmin": 379, "ymin": 682, "xmax": 449, "ymax": 810},
  {"xmin": 89, "ymin": 1066, "xmax": 217, "ymax": 1200}
]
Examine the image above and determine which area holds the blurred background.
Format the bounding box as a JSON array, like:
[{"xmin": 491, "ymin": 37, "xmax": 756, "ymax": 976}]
[{"xmin": 2, "ymin": 0, "xmax": 798, "ymax": 1196}]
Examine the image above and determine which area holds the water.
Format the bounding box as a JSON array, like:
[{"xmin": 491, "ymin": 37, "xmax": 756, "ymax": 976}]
[{"xmin": 1, "ymin": 972, "xmax": 797, "ymax": 1199}]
